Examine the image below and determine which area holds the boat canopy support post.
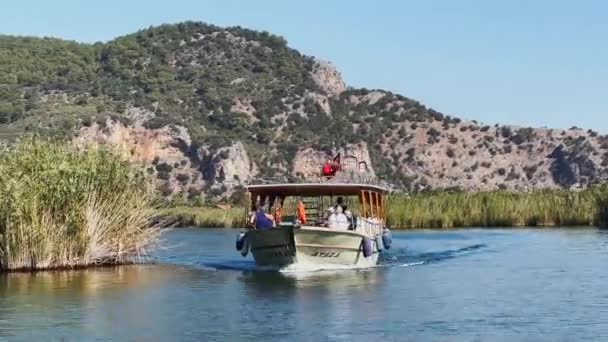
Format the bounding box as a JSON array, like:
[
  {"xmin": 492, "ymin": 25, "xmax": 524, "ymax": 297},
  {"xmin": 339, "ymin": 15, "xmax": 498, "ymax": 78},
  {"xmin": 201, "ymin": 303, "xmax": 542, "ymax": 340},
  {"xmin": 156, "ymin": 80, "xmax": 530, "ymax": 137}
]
[{"xmin": 368, "ymin": 191, "xmax": 374, "ymax": 218}]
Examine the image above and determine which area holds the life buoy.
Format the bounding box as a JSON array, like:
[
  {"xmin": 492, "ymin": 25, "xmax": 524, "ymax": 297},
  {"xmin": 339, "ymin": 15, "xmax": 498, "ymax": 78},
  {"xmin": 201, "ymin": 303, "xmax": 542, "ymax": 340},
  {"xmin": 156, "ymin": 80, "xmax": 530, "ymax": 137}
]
[
  {"xmin": 376, "ymin": 234, "xmax": 384, "ymax": 251},
  {"xmin": 362, "ymin": 236, "xmax": 373, "ymax": 258},
  {"xmin": 382, "ymin": 229, "xmax": 392, "ymax": 250}
]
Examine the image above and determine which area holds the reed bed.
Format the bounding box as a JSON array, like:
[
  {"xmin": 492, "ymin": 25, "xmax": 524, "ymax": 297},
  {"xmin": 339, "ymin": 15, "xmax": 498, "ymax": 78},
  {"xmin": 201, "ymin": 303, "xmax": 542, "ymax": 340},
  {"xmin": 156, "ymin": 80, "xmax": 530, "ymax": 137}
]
[
  {"xmin": 386, "ymin": 189, "xmax": 604, "ymax": 229},
  {"xmin": 164, "ymin": 187, "xmax": 608, "ymax": 230},
  {"xmin": 158, "ymin": 206, "xmax": 244, "ymax": 228},
  {"xmin": 598, "ymin": 188, "xmax": 608, "ymax": 229},
  {"xmin": 0, "ymin": 138, "xmax": 163, "ymax": 271}
]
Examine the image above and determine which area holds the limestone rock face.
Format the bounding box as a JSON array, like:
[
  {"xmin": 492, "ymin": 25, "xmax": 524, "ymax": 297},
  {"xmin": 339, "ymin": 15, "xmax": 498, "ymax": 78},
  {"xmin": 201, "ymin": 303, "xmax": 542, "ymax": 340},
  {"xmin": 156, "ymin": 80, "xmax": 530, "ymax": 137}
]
[
  {"xmin": 6, "ymin": 22, "xmax": 608, "ymax": 199},
  {"xmin": 74, "ymin": 118, "xmax": 258, "ymax": 200},
  {"xmin": 74, "ymin": 118, "xmax": 187, "ymax": 164},
  {"xmin": 213, "ymin": 141, "xmax": 257, "ymax": 186},
  {"xmin": 311, "ymin": 59, "xmax": 346, "ymax": 97},
  {"xmin": 69, "ymin": 86, "xmax": 608, "ymax": 198},
  {"xmin": 292, "ymin": 143, "xmax": 376, "ymax": 180}
]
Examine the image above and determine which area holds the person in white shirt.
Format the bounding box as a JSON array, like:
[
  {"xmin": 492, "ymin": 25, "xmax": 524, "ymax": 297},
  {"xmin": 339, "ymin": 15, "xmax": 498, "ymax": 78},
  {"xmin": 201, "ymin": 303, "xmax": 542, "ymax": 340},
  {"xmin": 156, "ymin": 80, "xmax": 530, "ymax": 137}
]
[
  {"xmin": 324, "ymin": 197, "xmax": 352, "ymax": 220},
  {"xmin": 328, "ymin": 205, "xmax": 350, "ymax": 230}
]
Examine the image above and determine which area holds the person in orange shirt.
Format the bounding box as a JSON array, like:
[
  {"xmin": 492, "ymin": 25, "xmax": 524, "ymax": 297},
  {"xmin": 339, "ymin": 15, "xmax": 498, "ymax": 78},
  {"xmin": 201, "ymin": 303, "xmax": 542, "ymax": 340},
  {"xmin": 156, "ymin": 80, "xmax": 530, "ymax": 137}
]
[
  {"xmin": 273, "ymin": 200, "xmax": 283, "ymax": 224},
  {"xmin": 297, "ymin": 200, "xmax": 307, "ymax": 225}
]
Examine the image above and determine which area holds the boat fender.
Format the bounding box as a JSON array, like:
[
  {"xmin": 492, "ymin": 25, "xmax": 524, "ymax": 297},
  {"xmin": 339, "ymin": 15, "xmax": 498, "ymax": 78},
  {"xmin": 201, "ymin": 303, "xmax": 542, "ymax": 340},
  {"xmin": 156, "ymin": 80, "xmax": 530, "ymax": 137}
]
[
  {"xmin": 240, "ymin": 236, "xmax": 250, "ymax": 257},
  {"xmin": 382, "ymin": 229, "xmax": 392, "ymax": 250},
  {"xmin": 362, "ymin": 236, "xmax": 373, "ymax": 258},
  {"xmin": 236, "ymin": 232, "xmax": 246, "ymax": 251},
  {"xmin": 376, "ymin": 234, "xmax": 384, "ymax": 252}
]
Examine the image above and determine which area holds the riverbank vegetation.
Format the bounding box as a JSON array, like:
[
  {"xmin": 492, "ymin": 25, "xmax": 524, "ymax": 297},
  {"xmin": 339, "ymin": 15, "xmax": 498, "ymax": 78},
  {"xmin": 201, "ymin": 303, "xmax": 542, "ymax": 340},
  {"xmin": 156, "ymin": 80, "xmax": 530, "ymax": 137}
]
[
  {"xmin": 158, "ymin": 206, "xmax": 243, "ymax": 228},
  {"xmin": 161, "ymin": 187, "xmax": 608, "ymax": 229},
  {"xmin": 598, "ymin": 190, "xmax": 608, "ymax": 228},
  {"xmin": 386, "ymin": 188, "xmax": 607, "ymax": 228},
  {"xmin": 0, "ymin": 139, "xmax": 162, "ymax": 271}
]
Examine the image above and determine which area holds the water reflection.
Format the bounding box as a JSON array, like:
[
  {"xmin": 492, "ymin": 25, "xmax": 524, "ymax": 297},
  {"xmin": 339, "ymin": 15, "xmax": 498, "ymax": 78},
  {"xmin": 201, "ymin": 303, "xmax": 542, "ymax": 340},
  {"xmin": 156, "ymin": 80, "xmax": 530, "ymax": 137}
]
[
  {"xmin": 239, "ymin": 267, "xmax": 385, "ymax": 291},
  {"xmin": 3, "ymin": 228, "xmax": 607, "ymax": 341},
  {"xmin": 0, "ymin": 264, "xmax": 188, "ymax": 297},
  {"xmin": 233, "ymin": 267, "xmax": 389, "ymax": 340},
  {"xmin": 0, "ymin": 265, "xmax": 204, "ymax": 341}
]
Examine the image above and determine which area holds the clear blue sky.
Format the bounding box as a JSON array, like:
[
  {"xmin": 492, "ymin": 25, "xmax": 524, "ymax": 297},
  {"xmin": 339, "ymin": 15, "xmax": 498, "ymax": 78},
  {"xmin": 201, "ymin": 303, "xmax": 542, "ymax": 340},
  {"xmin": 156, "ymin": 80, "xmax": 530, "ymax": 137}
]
[{"xmin": 2, "ymin": 0, "xmax": 607, "ymax": 132}]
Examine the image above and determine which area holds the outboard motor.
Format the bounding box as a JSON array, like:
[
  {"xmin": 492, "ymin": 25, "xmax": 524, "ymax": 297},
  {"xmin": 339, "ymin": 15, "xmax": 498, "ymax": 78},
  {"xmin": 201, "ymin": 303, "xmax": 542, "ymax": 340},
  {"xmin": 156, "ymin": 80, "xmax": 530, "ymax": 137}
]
[{"xmin": 382, "ymin": 228, "xmax": 392, "ymax": 250}]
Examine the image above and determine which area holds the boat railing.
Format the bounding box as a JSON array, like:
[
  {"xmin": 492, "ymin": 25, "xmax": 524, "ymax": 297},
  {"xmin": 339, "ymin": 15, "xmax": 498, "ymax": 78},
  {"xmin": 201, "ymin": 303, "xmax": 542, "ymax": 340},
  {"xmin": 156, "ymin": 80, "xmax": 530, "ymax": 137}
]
[
  {"xmin": 248, "ymin": 170, "xmax": 390, "ymax": 188},
  {"xmin": 355, "ymin": 217, "xmax": 384, "ymax": 237},
  {"xmin": 248, "ymin": 175, "xmax": 302, "ymax": 185}
]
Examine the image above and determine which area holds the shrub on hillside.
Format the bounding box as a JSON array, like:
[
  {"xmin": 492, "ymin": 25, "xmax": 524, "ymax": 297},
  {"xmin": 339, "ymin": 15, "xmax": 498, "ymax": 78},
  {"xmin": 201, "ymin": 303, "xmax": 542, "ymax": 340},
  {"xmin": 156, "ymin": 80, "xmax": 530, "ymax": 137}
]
[
  {"xmin": 427, "ymin": 128, "xmax": 441, "ymax": 144},
  {"xmin": 155, "ymin": 162, "xmax": 173, "ymax": 173},
  {"xmin": 446, "ymin": 148, "xmax": 456, "ymax": 158},
  {"xmin": 500, "ymin": 126, "xmax": 513, "ymax": 138},
  {"xmin": 176, "ymin": 173, "xmax": 190, "ymax": 185},
  {"xmin": 523, "ymin": 165, "xmax": 538, "ymax": 180}
]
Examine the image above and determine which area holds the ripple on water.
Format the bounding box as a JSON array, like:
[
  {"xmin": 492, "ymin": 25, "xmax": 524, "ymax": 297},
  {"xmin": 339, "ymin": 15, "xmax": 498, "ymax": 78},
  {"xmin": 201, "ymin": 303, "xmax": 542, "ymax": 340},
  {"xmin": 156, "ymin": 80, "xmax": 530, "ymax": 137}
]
[{"xmin": 4, "ymin": 228, "xmax": 607, "ymax": 341}]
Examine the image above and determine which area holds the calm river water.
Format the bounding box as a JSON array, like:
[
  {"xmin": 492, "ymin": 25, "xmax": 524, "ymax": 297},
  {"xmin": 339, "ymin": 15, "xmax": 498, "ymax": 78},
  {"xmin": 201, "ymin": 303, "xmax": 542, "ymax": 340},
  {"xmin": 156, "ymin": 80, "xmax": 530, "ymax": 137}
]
[{"xmin": 1, "ymin": 228, "xmax": 608, "ymax": 341}]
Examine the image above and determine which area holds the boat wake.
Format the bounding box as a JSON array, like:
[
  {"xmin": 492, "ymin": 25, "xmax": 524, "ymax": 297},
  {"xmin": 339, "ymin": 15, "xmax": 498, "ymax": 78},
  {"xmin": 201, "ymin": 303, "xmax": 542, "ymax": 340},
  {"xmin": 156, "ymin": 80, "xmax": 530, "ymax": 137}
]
[
  {"xmin": 161, "ymin": 243, "xmax": 487, "ymax": 273},
  {"xmin": 278, "ymin": 261, "xmax": 377, "ymax": 273},
  {"xmin": 379, "ymin": 243, "xmax": 487, "ymax": 267},
  {"xmin": 198, "ymin": 260, "xmax": 378, "ymax": 273}
]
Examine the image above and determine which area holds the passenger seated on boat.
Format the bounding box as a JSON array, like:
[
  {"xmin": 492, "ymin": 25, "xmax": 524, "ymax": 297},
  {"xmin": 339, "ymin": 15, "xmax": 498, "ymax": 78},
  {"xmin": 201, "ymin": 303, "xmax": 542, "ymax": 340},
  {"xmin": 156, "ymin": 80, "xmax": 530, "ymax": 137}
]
[
  {"xmin": 323, "ymin": 197, "xmax": 353, "ymax": 221},
  {"xmin": 328, "ymin": 206, "xmax": 350, "ymax": 230},
  {"xmin": 297, "ymin": 200, "xmax": 307, "ymax": 224},
  {"xmin": 273, "ymin": 201, "xmax": 283, "ymax": 224},
  {"xmin": 252, "ymin": 205, "xmax": 274, "ymax": 231}
]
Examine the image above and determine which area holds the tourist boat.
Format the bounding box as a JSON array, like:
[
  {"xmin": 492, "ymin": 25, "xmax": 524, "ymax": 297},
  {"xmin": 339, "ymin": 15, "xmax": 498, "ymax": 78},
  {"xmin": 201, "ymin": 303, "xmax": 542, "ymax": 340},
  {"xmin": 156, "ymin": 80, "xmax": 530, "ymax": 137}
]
[{"xmin": 236, "ymin": 181, "xmax": 392, "ymax": 268}]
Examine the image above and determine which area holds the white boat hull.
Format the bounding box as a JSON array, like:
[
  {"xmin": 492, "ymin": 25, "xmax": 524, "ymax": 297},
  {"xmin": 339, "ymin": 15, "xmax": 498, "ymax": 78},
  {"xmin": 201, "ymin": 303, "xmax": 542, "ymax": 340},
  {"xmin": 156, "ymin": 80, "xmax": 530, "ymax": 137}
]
[{"xmin": 246, "ymin": 226, "xmax": 380, "ymax": 268}]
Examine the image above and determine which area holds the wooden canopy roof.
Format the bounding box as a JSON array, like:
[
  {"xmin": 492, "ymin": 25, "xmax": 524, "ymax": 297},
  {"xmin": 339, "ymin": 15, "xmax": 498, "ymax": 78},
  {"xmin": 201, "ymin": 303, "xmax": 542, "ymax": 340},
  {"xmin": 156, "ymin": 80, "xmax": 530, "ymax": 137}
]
[{"xmin": 247, "ymin": 183, "xmax": 390, "ymax": 197}]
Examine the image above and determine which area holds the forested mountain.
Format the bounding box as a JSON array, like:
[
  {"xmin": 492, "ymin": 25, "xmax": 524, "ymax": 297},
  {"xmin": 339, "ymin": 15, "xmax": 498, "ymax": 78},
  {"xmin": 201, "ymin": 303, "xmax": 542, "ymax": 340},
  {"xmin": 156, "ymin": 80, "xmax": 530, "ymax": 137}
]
[{"xmin": 1, "ymin": 22, "xmax": 607, "ymax": 202}]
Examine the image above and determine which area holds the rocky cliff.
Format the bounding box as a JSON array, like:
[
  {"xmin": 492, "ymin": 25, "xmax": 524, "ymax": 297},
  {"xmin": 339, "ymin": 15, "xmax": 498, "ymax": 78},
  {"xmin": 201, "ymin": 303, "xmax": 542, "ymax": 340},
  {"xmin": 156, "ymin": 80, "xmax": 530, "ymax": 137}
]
[{"xmin": 1, "ymin": 22, "xmax": 607, "ymax": 202}]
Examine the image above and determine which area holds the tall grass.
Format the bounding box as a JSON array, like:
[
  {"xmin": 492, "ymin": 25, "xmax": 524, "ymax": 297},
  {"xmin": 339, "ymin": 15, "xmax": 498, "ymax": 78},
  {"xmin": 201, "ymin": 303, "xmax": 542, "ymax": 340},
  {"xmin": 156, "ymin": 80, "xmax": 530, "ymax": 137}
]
[
  {"xmin": 0, "ymin": 138, "xmax": 163, "ymax": 271},
  {"xmin": 162, "ymin": 187, "xmax": 608, "ymax": 229},
  {"xmin": 158, "ymin": 206, "xmax": 244, "ymax": 228},
  {"xmin": 386, "ymin": 189, "xmax": 604, "ymax": 228},
  {"xmin": 598, "ymin": 187, "xmax": 608, "ymax": 229}
]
